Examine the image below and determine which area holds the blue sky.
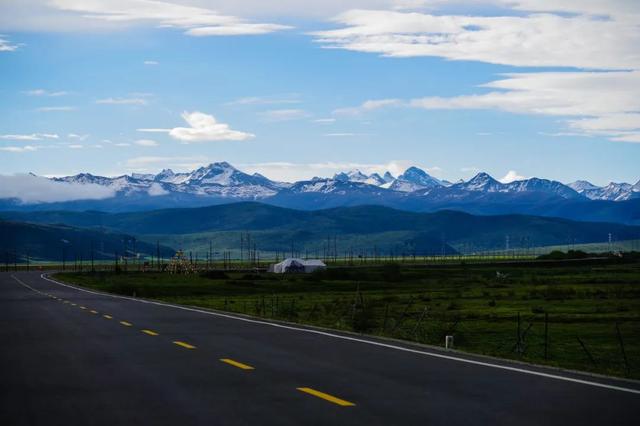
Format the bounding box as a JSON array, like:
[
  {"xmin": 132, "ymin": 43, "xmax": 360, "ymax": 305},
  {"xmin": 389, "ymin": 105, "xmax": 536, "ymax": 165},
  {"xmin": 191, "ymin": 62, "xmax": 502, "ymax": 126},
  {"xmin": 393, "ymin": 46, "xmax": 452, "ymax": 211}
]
[{"xmin": 0, "ymin": 0, "xmax": 639, "ymax": 186}]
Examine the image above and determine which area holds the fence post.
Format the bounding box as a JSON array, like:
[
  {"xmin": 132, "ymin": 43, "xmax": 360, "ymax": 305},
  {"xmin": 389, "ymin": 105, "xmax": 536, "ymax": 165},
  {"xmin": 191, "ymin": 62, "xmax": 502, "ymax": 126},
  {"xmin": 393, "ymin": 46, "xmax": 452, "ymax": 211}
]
[
  {"xmin": 516, "ymin": 312, "xmax": 522, "ymax": 355},
  {"xmin": 544, "ymin": 312, "xmax": 549, "ymax": 361},
  {"xmin": 615, "ymin": 323, "xmax": 630, "ymax": 376},
  {"xmin": 577, "ymin": 337, "xmax": 597, "ymax": 367}
]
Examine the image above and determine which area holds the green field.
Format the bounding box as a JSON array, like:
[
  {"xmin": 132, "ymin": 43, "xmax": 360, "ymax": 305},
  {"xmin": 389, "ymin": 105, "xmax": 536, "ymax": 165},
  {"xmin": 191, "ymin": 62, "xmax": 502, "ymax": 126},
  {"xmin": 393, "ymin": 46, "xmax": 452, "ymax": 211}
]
[
  {"xmin": 531, "ymin": 239, "xmax": 640, "ymax": 255},
  {"xmin": 56, "ymin": 259, "xmax": 640, "ymax": 379}
]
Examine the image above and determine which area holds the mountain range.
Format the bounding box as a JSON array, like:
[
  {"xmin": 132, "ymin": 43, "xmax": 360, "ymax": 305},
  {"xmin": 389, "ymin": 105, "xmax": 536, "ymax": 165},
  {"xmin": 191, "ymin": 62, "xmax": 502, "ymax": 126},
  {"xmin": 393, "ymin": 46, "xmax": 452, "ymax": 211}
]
[{"xmin": 1, "ymin": 162, "xmax": 639, "ymax": 225}]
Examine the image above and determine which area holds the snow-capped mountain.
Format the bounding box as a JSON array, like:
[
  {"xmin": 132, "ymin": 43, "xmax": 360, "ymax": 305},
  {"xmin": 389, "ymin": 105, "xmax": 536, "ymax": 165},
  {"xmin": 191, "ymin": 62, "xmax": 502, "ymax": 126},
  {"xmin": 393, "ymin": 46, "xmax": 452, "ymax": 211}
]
[
  {"xmin": 568, "ymin": 180, "xmax": 640, "ymax": 201},
  {"xmin": 9, "ymin": 163, "xmax": 637, "ymax": 217},
  {"xmin": 333, "ymin": 170, "xmax": 389, "ymax": 186},
  {"xmin": 504, "ymin": 178, "xmax": 581, "ymax": 199},
  {"xmin": 453, "ymin": 172, "xmax": 504, "ymax": 192},
  {"xmin": 389, "ymin": 167, "xmax": 442, "ymax": 192}
]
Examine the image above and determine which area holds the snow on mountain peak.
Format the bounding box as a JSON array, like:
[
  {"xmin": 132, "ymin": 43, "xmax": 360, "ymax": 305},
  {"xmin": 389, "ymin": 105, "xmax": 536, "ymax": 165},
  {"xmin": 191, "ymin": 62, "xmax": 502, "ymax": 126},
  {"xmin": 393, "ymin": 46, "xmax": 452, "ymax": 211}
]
[{"xmin": 389, "ymin": 166, "xmax": 441, "ymax": 192}]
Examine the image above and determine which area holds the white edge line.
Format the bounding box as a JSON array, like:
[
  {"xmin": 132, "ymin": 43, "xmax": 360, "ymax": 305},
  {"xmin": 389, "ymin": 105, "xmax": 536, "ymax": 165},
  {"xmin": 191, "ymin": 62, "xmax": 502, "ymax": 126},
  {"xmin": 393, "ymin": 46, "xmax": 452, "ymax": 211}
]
[{"xmin": 36, "ymin": 273, "xmax": 640, "ymax": 395}]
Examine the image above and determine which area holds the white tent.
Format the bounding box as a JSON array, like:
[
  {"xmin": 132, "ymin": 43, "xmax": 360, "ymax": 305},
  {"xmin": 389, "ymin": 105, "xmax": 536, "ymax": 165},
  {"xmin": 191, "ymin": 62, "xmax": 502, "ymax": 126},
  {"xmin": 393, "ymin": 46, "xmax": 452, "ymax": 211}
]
[{"xmin": 268, "ymin": 258, "xmax": 327, "ymax": 274}]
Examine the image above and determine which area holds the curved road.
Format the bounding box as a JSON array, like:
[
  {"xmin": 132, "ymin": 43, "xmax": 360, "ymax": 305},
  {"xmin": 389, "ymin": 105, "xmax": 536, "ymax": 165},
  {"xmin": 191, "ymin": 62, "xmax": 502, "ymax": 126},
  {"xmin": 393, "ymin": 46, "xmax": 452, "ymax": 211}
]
[{"xmin": 1, "ymin": 271, "xmax": 638, "ymax": 425}]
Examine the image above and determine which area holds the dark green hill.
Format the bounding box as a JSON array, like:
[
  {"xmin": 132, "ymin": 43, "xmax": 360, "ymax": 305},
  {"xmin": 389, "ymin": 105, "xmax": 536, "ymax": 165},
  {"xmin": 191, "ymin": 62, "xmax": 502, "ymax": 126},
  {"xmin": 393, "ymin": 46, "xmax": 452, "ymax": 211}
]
[
  {"xmin": 0, "ymin": 220, "xmax": 174, "ymax": 263},
  {"xmin": 2, "ymin": 202, "xmax": 639, "ymax": 255}
]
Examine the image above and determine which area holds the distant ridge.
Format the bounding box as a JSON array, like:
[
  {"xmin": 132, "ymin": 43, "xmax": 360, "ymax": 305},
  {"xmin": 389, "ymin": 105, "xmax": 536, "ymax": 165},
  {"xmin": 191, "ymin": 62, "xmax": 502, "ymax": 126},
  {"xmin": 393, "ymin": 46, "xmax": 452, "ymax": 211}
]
[{"xmin": 3, "ymin": 202, "xmax": 639, "ymax": 254}]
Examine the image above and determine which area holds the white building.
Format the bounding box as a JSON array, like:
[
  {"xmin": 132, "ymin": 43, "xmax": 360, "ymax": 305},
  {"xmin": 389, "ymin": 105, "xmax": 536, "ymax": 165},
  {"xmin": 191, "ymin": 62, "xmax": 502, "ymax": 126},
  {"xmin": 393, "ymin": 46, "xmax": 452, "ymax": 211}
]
[{"xmin": 268, "ymin": 258, "xmax": 327, "ymax": 274}]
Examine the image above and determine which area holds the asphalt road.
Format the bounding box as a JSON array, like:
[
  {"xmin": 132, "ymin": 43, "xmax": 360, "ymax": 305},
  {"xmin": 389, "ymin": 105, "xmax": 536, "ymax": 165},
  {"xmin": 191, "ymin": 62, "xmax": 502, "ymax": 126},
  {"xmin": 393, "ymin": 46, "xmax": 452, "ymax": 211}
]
[{"xmin": 1, "ymin": 271, "xmax": 639, "ymax": 425}]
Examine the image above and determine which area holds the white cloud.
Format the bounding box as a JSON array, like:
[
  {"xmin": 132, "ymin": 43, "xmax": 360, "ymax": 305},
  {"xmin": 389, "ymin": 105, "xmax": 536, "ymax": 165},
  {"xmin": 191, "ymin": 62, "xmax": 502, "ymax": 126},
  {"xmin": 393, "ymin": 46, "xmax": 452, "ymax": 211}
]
[
  {"xmin": 260, "ymin": 109, "xmax": 310, "ymax": 122},
  {"xmin": 0, "ymin": 146, "xmax": 38, "ymax": 153},
  {"xmin": 338, "ymin": 71, "xmax": 640, "ymax": 143},
  {"xmin": 36, "ymin": 106, "xmax": 75, "ymax": 112},
  {"xmin": 313, "ymin": 118, "xmax": 336, "ymax": 124},
  {"xmin": 114, "ymin": 142, "xmax": 131, "ymax": 147},
  {"xmin": 96, "ymin": 97, "xmax": 147, "ymax": 105},
  {"xmin": 68, "ymin": 144, "xmax": 83, "ymax": 149},
  {"xmin": 143, "ymin": 60, "xmax": 158, "ymax": 65},
  {"xmin": 24, "ymin": 89, "xmax": 68, "ymax": 96},
  {"xmin": 144, "ymin": 111, "xmax": 254, "ymax": 143},
  {"xmin": 226, "ymin": 95, "xmax": 301, "ymax": 106},
  {"xmin": 0, "ymin": 174, "xmax": 116, "ymax": 203},
  {"xmin": 0, "ymin": 133, "xmax": 58, "ymax": 141},
  {"xmin": 334, "ymin": 99, "xmax": 401, "ymax": 115},
  {"xmin": 499, "ymin": 170, "xmax": 526, "ymax": 183},
  {"xmin": 312, "ymin": 9, "xmax": 640, "ymax": 70},
  {"xmin": 408, "ymin": 71, "xmax": 640, "ymax": 143},
  {"xmin": 46, "ymin": 0, "xmax": 291, "ymax": 36},
  {"xmin": 134, "ymin": 139, "xmax": 159, "ymax": 147},
  {"xmin": 68, "ymin": 133, "xmax": 89, "ymax": 141},
  {"xmin": 0, "ymin": 35, "xmax": 18, "ymax": 51}
]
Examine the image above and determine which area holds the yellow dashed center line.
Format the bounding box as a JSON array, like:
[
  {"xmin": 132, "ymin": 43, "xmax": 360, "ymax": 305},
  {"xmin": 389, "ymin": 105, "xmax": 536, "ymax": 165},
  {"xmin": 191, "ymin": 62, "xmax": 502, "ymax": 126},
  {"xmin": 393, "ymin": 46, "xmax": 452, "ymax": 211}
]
[
  {"xmin": 120, "ymin": 321, "xmax": 133, "ymax": 327},
  {"xmin": 173, "ymin": 341, "xmax": 196, "ymax": 350},
  {"xmin": 296, "ymin": 388, "xmax": 356, "ymax": 407},
  {"xmin": 220, "ymin": 358, "xmax": 254, "ymax": 370},
  {"xmin": 141, "ymin": 329, "xmax": 159, "ymax": 336},
  {"xmin": 90, "ymin": 310, "xmax": 98, "ymax": 314},
  {"xmin": 103, "ymin": 315, "xmax": 112, "ymax": 320}
]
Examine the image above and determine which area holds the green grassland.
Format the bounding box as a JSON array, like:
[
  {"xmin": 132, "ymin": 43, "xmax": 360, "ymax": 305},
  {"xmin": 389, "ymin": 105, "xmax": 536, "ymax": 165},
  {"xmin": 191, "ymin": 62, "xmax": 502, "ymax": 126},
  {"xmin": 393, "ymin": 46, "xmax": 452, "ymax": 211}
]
[
  {"xmin": 56, "ymin": 259, "xmax": 640, "ymax": 380},
  {"xmin": 530, "ymin": 239, "xmax": 640, "ymax": 254}
]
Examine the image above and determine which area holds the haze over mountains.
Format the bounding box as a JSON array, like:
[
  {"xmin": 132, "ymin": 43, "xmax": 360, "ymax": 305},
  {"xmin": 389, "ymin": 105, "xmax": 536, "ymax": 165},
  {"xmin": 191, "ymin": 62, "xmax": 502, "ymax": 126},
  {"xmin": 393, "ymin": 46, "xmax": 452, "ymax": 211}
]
[{"xmin": 1, "ymin": 162, "xmax": 639, "ymax": 225}]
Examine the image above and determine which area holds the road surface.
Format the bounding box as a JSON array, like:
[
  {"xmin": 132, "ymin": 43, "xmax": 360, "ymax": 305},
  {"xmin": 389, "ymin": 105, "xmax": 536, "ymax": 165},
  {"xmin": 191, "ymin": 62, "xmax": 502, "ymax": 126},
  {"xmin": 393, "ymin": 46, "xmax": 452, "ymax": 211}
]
[{"xmin": 1, "ymin": 271, "xmax": 638, "ymax": 425}]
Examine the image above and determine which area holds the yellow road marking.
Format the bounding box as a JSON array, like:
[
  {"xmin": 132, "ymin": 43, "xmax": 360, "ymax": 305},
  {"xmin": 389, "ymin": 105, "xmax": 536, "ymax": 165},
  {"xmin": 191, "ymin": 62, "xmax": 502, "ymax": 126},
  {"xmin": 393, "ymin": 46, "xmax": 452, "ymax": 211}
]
[
  {"xmin": 63, "ymin": 300, "xmax": 70, "ymax": 304},
  {"xmin": 120, "ymin": 321, "xmax": 133, "ymax": 327},
  {"xmin": 296, "ymin": 388, "xmax": 355, "ymax": 407},
  {"xmin": 173, "ymin": 341, "xmax": 196, "ymax": 350},
  {"xmin": 220, "ymin": 358, "xmax": 254, "ymax": 370},
  {"xmin": 142, "ymin": 329, "xmax": 159, "ymax": 336},
  {"xmin": 90, "ymin": 310, "xmax": 98, "ymax": 314},
  {"xmin": 103, "ymin": 314, "xmax": 112, "ymax": 320},
  {"xmin": 79, "ymin": 306, "xmax": 87, "ymax": 310}
]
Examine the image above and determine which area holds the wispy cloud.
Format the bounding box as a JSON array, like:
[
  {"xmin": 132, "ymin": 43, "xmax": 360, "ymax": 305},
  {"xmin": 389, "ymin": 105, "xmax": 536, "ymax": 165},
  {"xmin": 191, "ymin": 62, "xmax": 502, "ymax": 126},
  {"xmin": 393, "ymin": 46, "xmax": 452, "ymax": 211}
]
[
  {"xmin": 0, "ymin": 145, "xmax": 38, "ymax": 153},
  {"xmin": 333, "ymin": 99, "xmax": 401, "ymax": 116},
  {"xmin": 24, "ymin": 89, "xmax": 68, "ymax": 97},
  {"xmin": 312, "ymin": 8, "xmax": 640, "ymax": 70},
  {"xmin": 36, "ymin": 106, "xmax": 76, "ymax": 112},
  {"xmin": 0, "ymin": 35, "xmax": 18, "ymax": 52},
  {"xmin": 259, "ymin": 109, "xmax": 310, "ymax": 122},
  {"xmin": 134, "ymin": 139, "xmax": 159, "ymax": 147},
  {"xmin": 0, "ymin": 133, "xmax": 59, "ymax": 141},
  {"xmin": 226, "ymin": 95, "xmax": 301, "ymax": 106},
  {"xmin": 68, "ymin": 133, "xmax": 89, "ymax": 141},
  {"xmin": 96, "ymin": 97, "xmax": 148, "ymax": 105},
  {"xmin": 313, "ymin": 118, "xmax": 336, "ymax": 124},
  {"xmin": 143, "ymin": 60, "xmax": 159, "ymax": 65},
  {"xmin": 50, "ymin": 0, "xmax": 291, "ymax": 37}
]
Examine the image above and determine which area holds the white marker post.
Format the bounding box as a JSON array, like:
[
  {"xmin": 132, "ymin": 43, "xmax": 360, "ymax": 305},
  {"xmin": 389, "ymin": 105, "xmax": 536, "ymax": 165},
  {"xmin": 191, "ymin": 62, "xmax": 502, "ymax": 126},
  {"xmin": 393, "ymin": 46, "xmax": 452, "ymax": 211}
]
[{"xmin": 445, "ymin": 335, "xmax": 454, "ymax": 350}]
